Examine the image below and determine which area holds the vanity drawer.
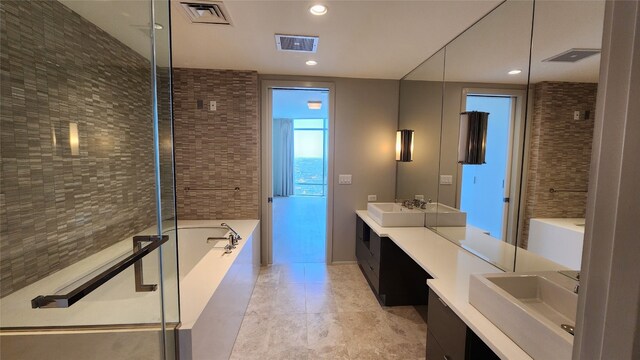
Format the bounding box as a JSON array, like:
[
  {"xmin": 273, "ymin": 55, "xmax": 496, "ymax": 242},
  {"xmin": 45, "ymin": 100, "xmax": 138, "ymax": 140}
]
[
  {"xmin": 426, "ymin": 330, "xmax": 447, "ymax": 360},
  {"xmin": 356, "ymin": 216, "xmax": 369, "ymax": 242},
  {"xmin": 369, "ymin": 231, "xmax": 382, "ymax": 260},
  {"xmin": 427, "ymin": 289, "xmax": 466, "ymax": 360}
]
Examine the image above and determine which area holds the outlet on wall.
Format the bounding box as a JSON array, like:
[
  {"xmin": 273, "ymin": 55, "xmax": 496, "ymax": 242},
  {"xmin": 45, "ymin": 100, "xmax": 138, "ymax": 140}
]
[
  {"xmin": 440, "ymin": 175, "xmax": 453, "ymax": 185},
  {"xmin": 209, "ymin": 101, "xmax": 217, "ymax": 111},
  {"xmin": 414, "ymin": 194, "xmax": 425, "ymax": 200},
  {"xmin": 368, "ymin": 195, "xmax": 377, "ymax": 202}
]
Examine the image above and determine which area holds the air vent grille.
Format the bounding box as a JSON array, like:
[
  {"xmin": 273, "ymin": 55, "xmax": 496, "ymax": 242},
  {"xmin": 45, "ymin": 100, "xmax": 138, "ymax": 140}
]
[
  {"xmin": 543, "ymin": 48, "xmax": 600, "ymax": 63},
  {"xmin": 275, "ymin": 34, "xmax": 319, "ymax": 53},
  {"xmin": 180, "ymin": 1, "xmax": 232, "ymax": 25}
]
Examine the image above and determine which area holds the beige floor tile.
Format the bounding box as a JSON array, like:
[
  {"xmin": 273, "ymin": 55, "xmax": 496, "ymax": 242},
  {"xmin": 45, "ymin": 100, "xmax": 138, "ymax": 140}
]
[
  {"xmin": 267, "ymin": 313, "xmax": 308, "ymax": 349},
  {"xmin": 256, "ymin": 265, "xmax": 281, "ymax": 285},
  {"xmin": 307, "ymin": 344, "xmax": 351, "ymax": 359},
  {"xmin": 307, "ymin": 312, "xmax": 347, "ymax": 349},
  {"xmin": 229, "ymin": 314, "xmax": 271, "ymax": 358},
  {"xmin": 245, "ymin": 283, "xmax": 278, "ymax": 315},
  {"xmin": 274, "ymin": 282, "xmax": 306, "ymax": 314},
  {"xmin": 332, "ymin": 282, "xmax": 381, "ymax": 313},
  {"xmin": 306, "ymin": 282, "xmax": 338, "ymax": 313},
  {"xmin": 279, "ymin": 263, "xmax": 306, "ymax": 283}
]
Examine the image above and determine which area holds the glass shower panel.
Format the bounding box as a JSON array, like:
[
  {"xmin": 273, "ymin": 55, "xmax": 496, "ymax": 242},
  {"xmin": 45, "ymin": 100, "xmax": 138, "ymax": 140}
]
[{"xmin": 0, "ymin": 0, "xmax": 177, "ymax": 359}]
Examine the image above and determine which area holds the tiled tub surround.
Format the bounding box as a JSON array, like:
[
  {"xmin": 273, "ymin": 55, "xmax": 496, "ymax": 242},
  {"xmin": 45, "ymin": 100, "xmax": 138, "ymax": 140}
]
[
  {"xmin": 0, "ymin": 0, "xmax": 157, "ymax": 297},
  {"xmin": 173, "ymin": 69, "xmax": 260, "ymax": 220},
  {"xmin": 521, "ymin": 81, "xmax": 597, "ymax": 248}
]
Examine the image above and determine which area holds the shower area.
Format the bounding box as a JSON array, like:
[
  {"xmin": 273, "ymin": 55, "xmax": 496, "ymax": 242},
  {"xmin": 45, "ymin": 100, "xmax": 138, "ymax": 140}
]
[{"xmin": 0, "ymin": 0, "xmax": 179, "ymax": 358}]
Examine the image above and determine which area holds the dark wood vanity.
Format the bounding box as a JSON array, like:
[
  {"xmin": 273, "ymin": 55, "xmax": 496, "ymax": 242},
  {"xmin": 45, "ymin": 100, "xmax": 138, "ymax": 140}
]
[
  {"xmin": 356, "ymin": 215, "xmax": 499, "ymax": 360},
  {"xmin": 355, "ymin": 216, "xmax": 430, "ymax": 307}
]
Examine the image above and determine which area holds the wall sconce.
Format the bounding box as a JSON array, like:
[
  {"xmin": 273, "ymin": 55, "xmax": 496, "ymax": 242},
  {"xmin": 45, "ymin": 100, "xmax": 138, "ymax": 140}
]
[
  {"xmin": 396, "ymin": 129, "xmax": 414, "ymax": 162},
  {"xmin": 69, "ymin": 122, "xmax": 79, "ymax": 156},
  {"xmin": 307, "ymin": 100, "xmax": 322, "ymax": 110},
  {"xmin": 458, "ymin": 111, "xmax": 488, "ymax": 165}
]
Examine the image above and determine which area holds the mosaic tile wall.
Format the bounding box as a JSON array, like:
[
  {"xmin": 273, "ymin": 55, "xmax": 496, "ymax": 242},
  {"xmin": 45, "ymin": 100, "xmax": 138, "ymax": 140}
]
[
  {"xmin": 173, "ymin": 69, "xmax": 260, "ymax": 219},
  {"xmin": 521, "ymin": 81, "xmax": 598, "ymax": 248},
  {"xmin": 0, "ymin": 0, "xmax": 157, "ymax": 297}
]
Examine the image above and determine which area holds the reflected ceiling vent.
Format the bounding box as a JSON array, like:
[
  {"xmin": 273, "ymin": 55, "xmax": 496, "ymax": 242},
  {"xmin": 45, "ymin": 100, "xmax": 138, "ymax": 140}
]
[
  {"xmin": 180, "ymin": 1, "xmax": 232, "ymax": 25},
  {"xmin": 275, "ymin": 34, "xmax": 319, "ymax": 53},
  {"xmin": 543, "ymin": 48, "xmax": 600, "ymax": 63}
]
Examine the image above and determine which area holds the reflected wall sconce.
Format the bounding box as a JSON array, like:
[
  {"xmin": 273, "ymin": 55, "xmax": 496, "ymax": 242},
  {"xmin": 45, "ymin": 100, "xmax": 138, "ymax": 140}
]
[
  {"xmin": 307, "ymin": 100, "xmax": 322, "ymax": 110},
  {"xmin": 69, "ymin": 122, "xmax": 79, "ymax": 156},
  {"xmin": 396, "ymin": 129, "xmax": 414, "ymax": 162},
  {"xmin": 458, "ymin": 111, "xmax": 488, "ymax": 165}
]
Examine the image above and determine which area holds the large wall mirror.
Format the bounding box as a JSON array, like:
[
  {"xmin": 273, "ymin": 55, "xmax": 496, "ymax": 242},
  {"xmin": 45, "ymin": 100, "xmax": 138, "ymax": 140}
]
[{"xmin": 396, "ymin": 0, "xmax": 604, "ymax": 274}]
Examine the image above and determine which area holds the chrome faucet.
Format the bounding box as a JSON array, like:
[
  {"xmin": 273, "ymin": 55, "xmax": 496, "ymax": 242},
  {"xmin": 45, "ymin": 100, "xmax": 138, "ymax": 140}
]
[{"xmin": 221, "ymin": 223, "xmax": 241, "ymax": 245}]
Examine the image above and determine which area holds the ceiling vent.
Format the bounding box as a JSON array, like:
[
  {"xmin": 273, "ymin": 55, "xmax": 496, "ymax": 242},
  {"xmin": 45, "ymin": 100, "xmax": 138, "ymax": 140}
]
[
  {"xmin": 543, "ymin": 48, "xmax": 600, "ymax": 63},
  {"xmin": 275, "ymin": 34, "xmax": 319, "ymax": 53},
  {"xmin": 180, "ymin": 1, "xmax": 232, "ymax": 25}
]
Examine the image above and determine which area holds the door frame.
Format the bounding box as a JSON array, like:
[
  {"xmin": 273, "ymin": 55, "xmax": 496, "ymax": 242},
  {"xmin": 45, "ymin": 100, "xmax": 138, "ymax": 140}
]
[
  {"xmin": 260, "ymin": 80, "xmax": 336, "ymax": 265},
  {"xmin": 457, "ymin": 87, "xmax": 526, "ymax": 245}
]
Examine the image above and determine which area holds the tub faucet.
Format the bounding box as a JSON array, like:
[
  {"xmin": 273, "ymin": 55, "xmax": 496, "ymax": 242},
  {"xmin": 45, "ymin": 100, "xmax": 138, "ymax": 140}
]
[{"xmin": 221, "ymin": 223, "xmax": 241, "ymax": 245}]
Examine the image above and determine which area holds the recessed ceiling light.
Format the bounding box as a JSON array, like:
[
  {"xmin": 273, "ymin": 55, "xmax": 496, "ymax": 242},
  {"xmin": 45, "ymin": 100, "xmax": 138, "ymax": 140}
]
[
  {"xmin": 306, "ymin": 60, "xmax": 318, "ymax": 66},
  {"xmin": 309, "ymin": 4, "xmax": 328, "ymax": 16},
  {"xmin": 154, "ymin": 23, "xmax": 164, "ymax": 30},
  {"xmin": 508, "ymin": 69, "xmax": 522, "ymax": 75}
]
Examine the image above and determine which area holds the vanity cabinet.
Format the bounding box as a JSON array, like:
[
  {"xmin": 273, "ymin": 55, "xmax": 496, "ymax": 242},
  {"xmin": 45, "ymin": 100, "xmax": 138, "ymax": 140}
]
[
  {"xmin": 426, "ymin": 289, "xmax": 498, "ymax": 360},
  {"xmin": 356, "ymin": 216, "xmax": 430, "ymax": 306}
]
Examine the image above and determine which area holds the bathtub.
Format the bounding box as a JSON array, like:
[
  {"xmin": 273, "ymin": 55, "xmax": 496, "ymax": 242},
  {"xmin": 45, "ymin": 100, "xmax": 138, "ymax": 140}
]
[
  {"xmin": 0, "ymin": 219, "xmax": 260, "ymax": 360},
  {"xmin": 528, "ymin": 218, "xmax": 584, "ymax": 270}
]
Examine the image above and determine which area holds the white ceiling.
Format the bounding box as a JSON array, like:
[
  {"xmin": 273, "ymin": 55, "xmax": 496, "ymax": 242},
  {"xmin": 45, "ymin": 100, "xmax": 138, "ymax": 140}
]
[
  {"xmin": 406, "ymin": 0, "xmax": 605, "ymax": 83},
  {"xmin": 169, "ymin": 0, "xmax": 502, "ymax": 79},
  {"xmin": 60, "ymin": 0, "xmax": 604, "ymax": 82}
]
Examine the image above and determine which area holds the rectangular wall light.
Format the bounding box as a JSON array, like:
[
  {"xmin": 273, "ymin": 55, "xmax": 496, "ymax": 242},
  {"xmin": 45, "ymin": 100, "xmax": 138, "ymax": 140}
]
[
  {"xmin": 458, "ymin": 111, "xmax": 488, "ymax": 164},
  {"xmin": 396, "ymin": 129, "xmax": 414, "ymax": 162}
]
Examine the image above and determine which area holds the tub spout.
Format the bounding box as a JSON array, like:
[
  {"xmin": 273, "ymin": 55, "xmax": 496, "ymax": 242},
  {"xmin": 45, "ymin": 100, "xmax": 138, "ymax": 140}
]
[{"xmin": 221, "ymin": 223, "xmax": 241, "ymax": 245}]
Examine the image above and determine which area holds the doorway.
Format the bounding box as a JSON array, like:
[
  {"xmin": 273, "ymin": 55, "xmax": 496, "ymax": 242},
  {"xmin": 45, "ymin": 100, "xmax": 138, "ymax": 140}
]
[
  {"xmin": 261, "ymin": 82, "xmax": 335, "ymax": 265},
  {"xmin": 459, "ymin": 90, "xmax": 523, "ymax": 242}
]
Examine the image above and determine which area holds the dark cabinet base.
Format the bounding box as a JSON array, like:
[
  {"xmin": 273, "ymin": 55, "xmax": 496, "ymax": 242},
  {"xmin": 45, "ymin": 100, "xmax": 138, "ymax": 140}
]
[{"xmin": 355, "ymin": 216, "xmax": 431, "ymax": 307}]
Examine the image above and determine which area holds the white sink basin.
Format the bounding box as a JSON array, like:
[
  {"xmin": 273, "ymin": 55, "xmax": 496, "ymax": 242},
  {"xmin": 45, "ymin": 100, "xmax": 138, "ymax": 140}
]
[
  {"xmin": 469, "ymin": 272, "xmax": 578, "ymax": 360},
  {"xmin": 424, "ymin": 202, "xmax": 467, "ymax": 227},
  {"xmin": 366, "ymin": 203, "xmax": 425, "ymax": 227}
]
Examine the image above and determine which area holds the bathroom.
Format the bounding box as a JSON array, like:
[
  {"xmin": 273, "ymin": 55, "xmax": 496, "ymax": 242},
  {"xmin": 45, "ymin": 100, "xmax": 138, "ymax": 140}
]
[{"xmin": 0, "ymin": 0, "xmax": 638, "ymax": 359}]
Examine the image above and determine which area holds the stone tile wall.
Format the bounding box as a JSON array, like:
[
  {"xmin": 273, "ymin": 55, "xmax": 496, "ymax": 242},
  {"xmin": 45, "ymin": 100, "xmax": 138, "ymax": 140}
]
[
  {"xmin": 521, "ymin": 81, "xmax": 598, "ymax": 248},
  {"xmin": 172, "ymin": 69, "xmax": 260, "ymax": 220},
  {"xmin": 0, "ymin": 0, "xmax": 157, "ymax": 297}
]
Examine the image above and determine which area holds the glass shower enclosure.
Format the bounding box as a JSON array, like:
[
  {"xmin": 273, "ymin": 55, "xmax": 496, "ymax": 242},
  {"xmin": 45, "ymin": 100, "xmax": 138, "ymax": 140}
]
[{"xmin": 0, "ymin": 0, "xmax": 179, "ymax": 358}]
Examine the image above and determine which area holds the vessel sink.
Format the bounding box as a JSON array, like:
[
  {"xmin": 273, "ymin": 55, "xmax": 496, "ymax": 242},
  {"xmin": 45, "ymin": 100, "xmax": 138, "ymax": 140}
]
[
  {"xmin": 366, "ymin": 203, "xmax": 425, "ymax": 227},
  {"xmin": 469, "ymin": 272, "xmax": 578, "ymax": 360},
  {"xmin": 423, "ymin": 202, "xmax": 467, "ymax": 227}
]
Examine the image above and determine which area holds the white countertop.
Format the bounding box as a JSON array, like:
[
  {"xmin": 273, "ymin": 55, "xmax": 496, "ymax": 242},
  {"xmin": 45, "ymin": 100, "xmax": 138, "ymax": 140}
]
[{"xmin": 356, "ymin": 210, "xmax": 532, "ymax": 360}]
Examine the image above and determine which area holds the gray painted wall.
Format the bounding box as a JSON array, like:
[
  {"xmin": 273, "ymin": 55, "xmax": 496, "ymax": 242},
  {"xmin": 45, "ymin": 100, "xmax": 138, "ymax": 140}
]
[{"xmin": 259, "ymin": 75, "xmax": 399, "ymax": 263}]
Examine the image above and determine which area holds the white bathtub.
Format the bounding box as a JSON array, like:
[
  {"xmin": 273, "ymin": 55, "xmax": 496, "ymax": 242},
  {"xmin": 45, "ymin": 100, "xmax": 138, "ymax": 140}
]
[
  {"xmin": 0, "ymin": 219, "xmax": 260, "ymax": 360},
  {"xmin": 528, "ymin": 218, "xmax": 584, "ymax": 270}
]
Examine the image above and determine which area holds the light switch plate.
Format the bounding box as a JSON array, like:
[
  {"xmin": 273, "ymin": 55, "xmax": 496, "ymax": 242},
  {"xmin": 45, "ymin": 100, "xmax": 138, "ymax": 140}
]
[
  {"xmin": 367, "ymin": 195, "xmax": 377, "ymax": 201},
  {"xmin": 338, "ymin": 174, "xmax": 352, "ymax": 185},
  {"xmin": 414, "ymin": 194, "xmax": 425, "ymax": 200},
  {"xmin": 440, "ymin": 175, "xmax": 453, "ymax": 185}
]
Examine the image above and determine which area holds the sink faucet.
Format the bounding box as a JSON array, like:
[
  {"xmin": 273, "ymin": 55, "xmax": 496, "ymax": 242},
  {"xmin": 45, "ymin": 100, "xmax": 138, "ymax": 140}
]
[{"xmin": 221, "ymin": 223, "xmax": 241, "ymax": 245}]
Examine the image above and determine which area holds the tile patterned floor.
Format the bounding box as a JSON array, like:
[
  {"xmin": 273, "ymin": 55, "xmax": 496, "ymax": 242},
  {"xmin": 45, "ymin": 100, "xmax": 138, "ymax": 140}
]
[{"xmin": 230, "ymin": 263, "xmax": 427, "ymax": 360}]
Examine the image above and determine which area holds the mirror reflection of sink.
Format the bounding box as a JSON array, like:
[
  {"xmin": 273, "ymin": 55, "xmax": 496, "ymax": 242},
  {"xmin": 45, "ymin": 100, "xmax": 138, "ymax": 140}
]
[
  {"xmin": 366, "ymin": 203, "xmax": 425, "ymax": 227},
  {"xmin": 469, "ymin": 272, "xmax": 578, "ymax": 360},
  {"xmin": 423, "ymin": 202, "xmax": 467, "ymax": 227}
]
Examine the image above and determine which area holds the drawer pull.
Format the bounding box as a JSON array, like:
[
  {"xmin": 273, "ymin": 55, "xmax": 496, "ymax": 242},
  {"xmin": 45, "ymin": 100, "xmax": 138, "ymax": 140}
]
[
  {"xmin": 444, "ymin": 356, "xmax": 451, "ymax": 360},
  {"xmin": 369, "ymin": 265, "xmax": 374, "ymax": 271},
  {"xmin": 437, "ymin": 297, "xmax": 449, "ymax": 308},
  {"xmin": 370, "ymin": 250, "xmax": 374, "ymax": 256}
]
